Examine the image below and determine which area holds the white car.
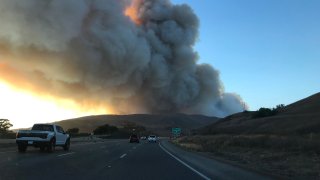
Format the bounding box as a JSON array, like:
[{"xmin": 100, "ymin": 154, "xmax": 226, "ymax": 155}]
[{"xmin": 148, "ymin": 135, "xmax": 157, "ymax": 143}]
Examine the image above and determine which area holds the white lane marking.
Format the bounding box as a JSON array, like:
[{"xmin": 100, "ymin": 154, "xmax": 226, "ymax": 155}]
[
  {"xmin": 159, "ymin": 143, "xmax": 211, "ymax": 180},
  {"xmin": 120, "ymin": 153, "xmax": 127, "ymax": 159},
  {"xmin": 57, "ymin": 152, "xmax": 75, "ymax": 157}
]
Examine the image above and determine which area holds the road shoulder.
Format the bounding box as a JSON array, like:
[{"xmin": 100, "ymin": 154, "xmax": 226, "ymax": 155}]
[{"xmin": 160, "ymin": 140, "xmax": 272, "ymax": 180}]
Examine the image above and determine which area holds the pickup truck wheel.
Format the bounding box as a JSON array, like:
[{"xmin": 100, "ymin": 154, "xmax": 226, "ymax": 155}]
[
  {"xmin": 63, "ymin": 139, "xmax": 70, "ymax": 151},
  {"xmin": 18, "ymin": 144, "xmax": 27, "ymax": 153},
  {"xmin": 47, "ymin": 139, "xmax": 55, "ymax": 153}
]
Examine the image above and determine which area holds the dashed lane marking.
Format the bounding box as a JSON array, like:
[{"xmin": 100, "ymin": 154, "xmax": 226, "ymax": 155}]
[
  {"xmin": 57, "ymin": 152, "xmax": 75, "ymax": 157},
  {"xmin": 120, "ymin": 153, "xmax": 127, "ymax": 159}
]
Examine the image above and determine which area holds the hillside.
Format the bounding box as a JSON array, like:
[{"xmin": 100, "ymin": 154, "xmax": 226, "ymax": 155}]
[
  {"xmin": 178, "ymin": 93, "xmax": 320, "ymax": 178},
  {"xmin": 55, "ymin": 114, "xmax": 219, "ymax": 136},
  {"xmin": 200, "ymin": 92, "xmax": 320, "ymax": 135}
]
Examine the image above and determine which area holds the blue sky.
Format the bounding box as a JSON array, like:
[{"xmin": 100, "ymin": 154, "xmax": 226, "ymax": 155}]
[{"xmin": 172, "ymin": 0, "xmax": 320, "ymax": 110}]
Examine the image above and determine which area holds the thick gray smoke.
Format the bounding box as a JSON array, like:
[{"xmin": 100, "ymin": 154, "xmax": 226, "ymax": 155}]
[{"xmin": 0, "ymin": 0, "xmax": 246, "ymax": 117}]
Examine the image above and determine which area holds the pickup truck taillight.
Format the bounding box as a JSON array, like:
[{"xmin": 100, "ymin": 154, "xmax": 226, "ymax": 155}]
[{"xmin": 16, "ymin": 133, "xmax": 25, "ymax": 138}]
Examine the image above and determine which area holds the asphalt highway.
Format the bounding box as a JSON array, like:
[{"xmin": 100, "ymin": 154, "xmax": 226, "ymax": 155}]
[{"xmin": 0, "ymin": 139, "xmax": 271, "ymax": 180}]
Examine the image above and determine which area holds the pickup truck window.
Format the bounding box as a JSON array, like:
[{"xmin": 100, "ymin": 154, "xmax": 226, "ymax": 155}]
[
  {"xmin": 31, "ymin": 124, "xmax": 54, "ymax": 132},
  {"xmin": 56, "ymin": 126, "xmax": 64, "ymax": 133}
]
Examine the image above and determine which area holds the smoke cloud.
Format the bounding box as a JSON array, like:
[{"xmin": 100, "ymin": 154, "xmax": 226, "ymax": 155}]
[{"xmin": 0, "ymin": 0, "xmax": 246, "ymax": 117}]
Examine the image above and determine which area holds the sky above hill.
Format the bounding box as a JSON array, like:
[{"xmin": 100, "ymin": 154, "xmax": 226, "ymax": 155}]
[
  {"xmin": 172, "ymin": 0, "xmax": 320, "ymax": 110},
  {"xmin": 0, "ymin": 0, "xmax": 319, "ymax": 129}
]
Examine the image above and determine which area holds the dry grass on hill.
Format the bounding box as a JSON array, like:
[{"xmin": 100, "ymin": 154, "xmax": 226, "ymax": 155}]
[
  {"xmin": 174, "ymin": 92, "xmax": 320, "ymax": 179},
  {"xmin": 174, "ymin": 134, "xmax": 320, "ymax": 179}
]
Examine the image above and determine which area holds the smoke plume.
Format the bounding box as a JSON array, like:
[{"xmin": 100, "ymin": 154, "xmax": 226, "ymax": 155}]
[{"xmin": 0, "ymin": 0, "xmax": 246, "ymax": 117}]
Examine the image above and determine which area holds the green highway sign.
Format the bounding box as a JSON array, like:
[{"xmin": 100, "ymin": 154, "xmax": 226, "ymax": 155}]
[{"xmin": 172, "ymin": 128, "xmax": 181, "ymax": 137}]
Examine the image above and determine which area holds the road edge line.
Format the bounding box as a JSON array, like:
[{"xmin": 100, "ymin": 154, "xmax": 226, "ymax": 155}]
[{"xmin": 159, "ymin": 142, "xmax": 211, "ymax": 180}]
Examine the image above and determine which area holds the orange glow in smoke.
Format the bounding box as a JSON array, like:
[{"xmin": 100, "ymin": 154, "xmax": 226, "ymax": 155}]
[
  {"xmin": 125, "ymin": 0, "xmax": 142, "ymax": 25},
  {"xmin": 0, "ymin": 81, "xmax": 110, "ymax": 129}
]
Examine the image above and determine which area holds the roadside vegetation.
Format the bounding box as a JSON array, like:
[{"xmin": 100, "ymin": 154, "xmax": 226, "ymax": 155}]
[
  {"xmin": 173, "ymin": 100, "xmax": 320, "ymax": 179},
  {"xmin": 91, "ymin": 122, "xmax": 149, "ymax": 138},
  {"xmin": 65, "ymin": 128, "xmax": 92, "ymax": 138},
  {"xmin": 62, "ymin": 122, "xmax": 150, "ymax": 139},
  {"xmin": 0, "ymin": 119, "xmax": 15, "ymax": 139},
  {"xmin": 66, "ymin": 128, "xmax": 79, "ymax": 134},
  {"xmin": 93, "ymin": 124, "xmax": 118, "ymax": 135},
  {"xmin": 174, "ymin": 134, "xmax": 320, "ymax": 179}
]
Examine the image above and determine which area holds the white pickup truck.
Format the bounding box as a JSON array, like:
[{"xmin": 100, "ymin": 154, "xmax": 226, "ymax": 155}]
[{"xmin": 16, "ymin": 124, "xmax": 70, "ymax": 153}]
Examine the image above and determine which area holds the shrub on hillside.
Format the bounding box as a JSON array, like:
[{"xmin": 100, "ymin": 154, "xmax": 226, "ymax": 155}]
[
  {"xmin": 252, "ymin": 104, "xmax": 285, "ymax": 118},
  {"xmin": 93, "ymin": 124, "xmax": 118, "ymax": 135},
  {"xmin": 253, "ymin": 108, "xmax": 277, "ymax": 118},
  {"xmin": 66, "ymin": 128, "xmax": 80, "ymax": 134}
]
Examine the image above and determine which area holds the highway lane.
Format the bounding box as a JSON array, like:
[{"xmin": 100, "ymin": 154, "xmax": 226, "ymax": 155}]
[
  {"xmin": 0, "ymin": 140, "xmax": 202, "ymax": 180},
  {"xmin": 0, "ymin": 140, "xmax": 271, "ymax": 180}
]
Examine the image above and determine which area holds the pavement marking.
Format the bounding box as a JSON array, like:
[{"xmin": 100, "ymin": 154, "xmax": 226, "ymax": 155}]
[
  {"xmin": 120, "ymin": 153, "xmax": 127, "ymax": 159},
  {"xmin": 57, "ymin": 152, "xmax": 75, "ymax": 157},
  {"xmin": 159, "ymin": 143, "xmax": 211, "ymax": 180}
]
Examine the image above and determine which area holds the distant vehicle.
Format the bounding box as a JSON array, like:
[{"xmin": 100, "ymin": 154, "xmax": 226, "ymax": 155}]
[
  {"xmin": 140, "ymin": 136, "xmax": 147, "ymax": 140},
  {"xmin": 16, "ymin": 124, "xmax": 70, "ymax": 153},
  {"xmin": 129, "ymin": 134, "xmax": 139, "ymax": 143},
  {"xmin": 148, "ymin": 135, "xmax": 157, "ymax": 143}
]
